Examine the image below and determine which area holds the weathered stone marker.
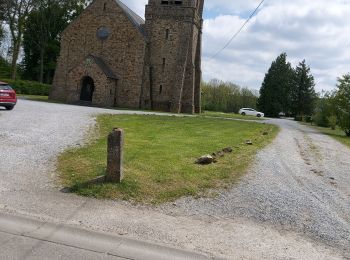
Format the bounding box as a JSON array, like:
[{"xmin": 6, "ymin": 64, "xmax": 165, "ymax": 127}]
[{"xmin": 106, "ymin": 128, "xmax": 124, "ymax": 183}]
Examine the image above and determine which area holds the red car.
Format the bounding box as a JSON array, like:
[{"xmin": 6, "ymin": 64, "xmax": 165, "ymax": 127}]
[{"xmin": 0, "ymin": 81, "xmax": 17, "ymax": 110}]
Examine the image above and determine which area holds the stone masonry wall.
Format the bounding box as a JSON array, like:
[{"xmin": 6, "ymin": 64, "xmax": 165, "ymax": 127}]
[
  {"xmin": 51, "ymin": 0, "xmax": 146, "ymax": 108},
  {"xmin": 141, "ymin": 1, "xmax": 204, "ymax": 113}
]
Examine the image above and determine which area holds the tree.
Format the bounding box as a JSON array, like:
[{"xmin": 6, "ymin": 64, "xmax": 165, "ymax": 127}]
[
  {"xmin": 334, "ymin": 74, "xmax": 350, "ymax": 136},
  {"xmin": 291, "ymin": 60, "xmax": 316, "ymax": 117},
  {"xmin": 201, "ymin": 79, "xmax": 258, "ymax": 113},
  {"xmin": 22, "ymin": 0, "xmax": 86, "ymax": 83},
  {"xmin": 0, "ymin": 2, "xmax": 5, "ymax": 46},
  {"xmin": 313, "ymin": 91, "xmax": 337, "ymax": 127},
  {"xmin": 2, "ymin": 0, "xmax": 37, "ymax": 80},
  {"xmin": 257, "ymin": 53, "xmax": 295, "ymax": 117}
]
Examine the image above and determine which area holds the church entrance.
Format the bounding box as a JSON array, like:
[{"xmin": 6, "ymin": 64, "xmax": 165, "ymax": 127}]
[{"xmin": 80, "ymin": 76, "xmax": 95, "ymax": 102}]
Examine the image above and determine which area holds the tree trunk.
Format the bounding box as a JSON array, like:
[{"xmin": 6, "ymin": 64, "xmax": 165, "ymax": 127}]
[
  {"xmin": 11, "ymin": 39, "xmax": 20, "ymax": 80},
  {"xmin": 39, "ymin": 47, "xmax": 44, "ymax": 83}
]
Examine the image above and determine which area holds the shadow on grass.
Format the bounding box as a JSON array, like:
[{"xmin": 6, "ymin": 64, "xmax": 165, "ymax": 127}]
[{"xmin": 60, "ymin": 175, "xmax": 106, "ymax": 194}]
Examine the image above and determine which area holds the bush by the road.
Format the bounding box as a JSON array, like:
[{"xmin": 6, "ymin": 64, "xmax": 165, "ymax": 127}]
[
  {"xmin": 1, "ymin": 78, "xmax": 51, "ymax": 96},
  {"xmin": 328, "ymin": 116, "xmax": 337, "ymax": 130}
]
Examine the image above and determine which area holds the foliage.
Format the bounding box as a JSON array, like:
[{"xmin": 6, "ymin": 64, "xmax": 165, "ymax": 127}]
[
  {"xmin": 201, "ymin": 79, "xmax": 258, "ymax": 113},
  {"xmin": 58, "ymin": 115, "xmax": 278, "ymax": 203},
  {"xmin": 1, "ymin": 0, "xmax": 37, "ymax": 80},
  {"xmin": 22, "ymin": 0, "xmax": 87, "ymax": 83},
  {"xmin": 0, "ymin": 56, "xmax": 12, "ymax": 78},
  {"xmin": 312, "ymin": 92, "xmax": 335, "ymax": 127},
  {"xmin": 1, "ymin": 0, "xmax": 88, "ymax": 82},
  {"xmin": 0, "ymin": 1, "xmax": 6, "ymax": 45},
  {"xmin": 0, "ymin": 24, "xmax": 4, "ymax": 44},
  {"xmin": 257, "ymin": 53, "xmax": 295, "ymax": 117},
  {"xmin": 1, "ymin": 78, "xmax": 50, "ymax": 95},
  {"xmin": 291, "ymin": 60, "xmax": 317, "ymax": 117},
  {"xmin": 334, "ymin": 74, "xmax": 350, "ymax": 136},
  {"xmin": 328, "ymin": 115, "xmax": 337, "ymax": 130}
]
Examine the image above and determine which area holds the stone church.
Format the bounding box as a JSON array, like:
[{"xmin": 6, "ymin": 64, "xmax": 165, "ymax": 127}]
[{"xmin": 50, "ymin": 0, "xmax": 204, "ymax": 113}]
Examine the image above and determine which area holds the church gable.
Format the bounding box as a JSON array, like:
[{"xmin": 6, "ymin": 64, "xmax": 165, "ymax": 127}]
[
  {"xmin": 61, "ymin": 0, "xmax": 146, "ymax": 41},
  {"xmin": 115, "ymin": 0, "xmax": 147, "ymax": 38}
]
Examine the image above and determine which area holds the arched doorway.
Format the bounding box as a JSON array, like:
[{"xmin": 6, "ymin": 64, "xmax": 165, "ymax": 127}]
[{"xmin": 80, "ymin": 76, "xmax": 95, "ymax": 102}]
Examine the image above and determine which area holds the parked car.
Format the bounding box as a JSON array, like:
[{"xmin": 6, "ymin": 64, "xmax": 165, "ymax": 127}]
[
  {"xmin": 239, "ymin": 108, "xmax": 264, "ymax": 118},
  {"xmin": 0, "ymin": 81, "xmax": 17, "ymax": 110}
]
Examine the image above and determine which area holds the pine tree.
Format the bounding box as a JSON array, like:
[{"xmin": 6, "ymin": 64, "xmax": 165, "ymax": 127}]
[
  {"xmin": 291, "ymin": 60, "xmax": 316, "ymax": 117},
  {"xmin": 257, "ymin": 53, "xmax": 294, "ymax": 117}
]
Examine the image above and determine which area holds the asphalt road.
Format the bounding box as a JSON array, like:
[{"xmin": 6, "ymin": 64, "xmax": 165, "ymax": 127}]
[
  {"xmin": 0, "ymin": 100, "xmax": 349, "ymax": 259},
  {"xmin": 0, "ymin": 231, "xmax": 125, "ymax": 260}
]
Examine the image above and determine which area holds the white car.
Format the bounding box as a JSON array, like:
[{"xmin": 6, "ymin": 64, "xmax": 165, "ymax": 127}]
[{"xmin": 239, "ymin": 108, "xmax": 265, "ymax": 118}]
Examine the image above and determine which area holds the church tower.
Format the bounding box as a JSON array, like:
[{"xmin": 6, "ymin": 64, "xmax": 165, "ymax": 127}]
[{"xmin": 141, "ymin": 0, "xmax": 204, "ymax": 113}]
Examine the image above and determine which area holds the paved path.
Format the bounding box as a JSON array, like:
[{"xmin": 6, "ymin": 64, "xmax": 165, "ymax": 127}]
[
  {"xmin": 0, "ymin": 212, "xmax": 209, "ymax": 260},
  {"xmin": 0, "ymin": 100, "xmax": 349, "ymax": 259}
]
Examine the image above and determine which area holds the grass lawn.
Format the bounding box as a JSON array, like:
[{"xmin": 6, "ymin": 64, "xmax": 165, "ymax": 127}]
[
  {"xmin": 202, "ymin": 111, "xmax": 265, "ymax": 121},
  {"xmin": 18, "ymin": 95, "xmax": 49, "ymax": 102},
  {"xmin": 302, "ymin": 123, "xmax": 350, "ymax": 148},
  {"xmin": 58, "ymin": 115, "xmax": 278, "ymax": 204}
]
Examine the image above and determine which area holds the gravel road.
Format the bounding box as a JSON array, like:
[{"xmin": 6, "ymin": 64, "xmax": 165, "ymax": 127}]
[{"xmin": 0, "ymin": 100, "xmax": 349, "ymax": 259}]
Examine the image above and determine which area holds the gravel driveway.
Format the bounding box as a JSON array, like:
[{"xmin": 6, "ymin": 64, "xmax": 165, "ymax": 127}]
[{"xmin": 0, "ymin": 100, "xmax": 349, "ymax": 259}]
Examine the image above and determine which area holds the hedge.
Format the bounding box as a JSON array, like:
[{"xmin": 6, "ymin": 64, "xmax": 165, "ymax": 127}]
[{"xmin": 0, "ymin": 78, "xmax": 51, "ymax": 96}]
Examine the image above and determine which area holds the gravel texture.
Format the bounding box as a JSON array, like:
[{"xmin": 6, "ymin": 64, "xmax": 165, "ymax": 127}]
[
  {"xmin": 0, "ymin": 100, "xmax": 349, "ymax": 259},
  {"xmin": 160, "ymin": 118, "xmax": 350, "ymax": 258}
]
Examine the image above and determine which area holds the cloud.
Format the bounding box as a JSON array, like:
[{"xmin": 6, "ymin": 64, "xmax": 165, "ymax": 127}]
[
  {"xmin": 122, "ymin": 1, "xmax": 350, "ymax": 91},
  {"xmin": 202, "ymin": 0, "xmax": 350, "ymax": 91}
]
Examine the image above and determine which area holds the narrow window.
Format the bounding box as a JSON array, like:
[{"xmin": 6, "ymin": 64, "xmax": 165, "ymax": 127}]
[
  {"xmin": 174, "ymin": 1, "xmax": 182, "ymax": 5},
  {"xmin": 159, "ymin": 85, "xmax": 163, "ymax": 95},
  {"xmin": 103, "ymin": 3, "xmax": 107, "ymax": 11},
  {"xmin": 161, "ymin": 1, "xmax": 169, "ymax": 4},
  {"xmin": 165, "ymin": 29, "xmax": 169, "ymax": 40},
  {"xmin": 162, "ymin": 58, "xmax": 166, "ymax": 72}
]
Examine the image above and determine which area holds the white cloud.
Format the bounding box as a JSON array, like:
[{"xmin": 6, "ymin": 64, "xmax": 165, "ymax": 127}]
[
  {"xmin": 123, "ymin": 0, "xmax": 350, "ymax": 91},
  {"xmin": 202, "ymin": 0, "xmax": 350, "ymax": 91}
]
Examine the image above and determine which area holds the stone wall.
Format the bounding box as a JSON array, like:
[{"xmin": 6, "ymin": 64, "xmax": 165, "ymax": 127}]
[
  {"xmin": 50, "ymin": 0, "xmax": 146, "ymax": 108},
  {"xmin": 141, "ymin": 0, "xmax": 204, "ymax": 113},
  {"xmin": 50, "ymin": 0, "xmax": 204, "ymax": 113}
]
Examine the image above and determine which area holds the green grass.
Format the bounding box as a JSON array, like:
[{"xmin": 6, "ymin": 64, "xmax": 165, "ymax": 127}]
[
  {"xmin": 18, "ymin": 95, "xmax": 49, "ymax": 101},
  {"xmin": 202, "ymin": 111, "xmax": 265, "ymax": 120},
  {"xmin": 302, "ymin": 123, "xmax": 350, "ymax": 148},
  {"xmin": 58, "ymin": 115, "xmax": 278, "ymax": 204},
  {"xmin": 18, "ymin": 95, "xmax": 65, "ymax": 104}
]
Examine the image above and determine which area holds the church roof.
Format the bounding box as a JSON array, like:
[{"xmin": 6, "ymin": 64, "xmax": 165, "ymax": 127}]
[
  {"xmin": 115, "ymin": 0, "xmax": 146, "ymax": 37},
  {"xmin": 88, "ymin": 55, "xmax": 119, "ymax": 80}
]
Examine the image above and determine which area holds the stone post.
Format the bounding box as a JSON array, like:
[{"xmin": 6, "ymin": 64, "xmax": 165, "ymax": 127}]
[{"xmin": 106, "ymin": 128, "xmax": 124, "ymax": 183}]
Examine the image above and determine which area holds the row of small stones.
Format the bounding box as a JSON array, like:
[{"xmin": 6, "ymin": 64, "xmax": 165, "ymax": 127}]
[
  {"xmin": 196, "ymin": 131, "xmax": 269, "ymax": 165},
  {"xmin": 196, "ymin": 142, "xmax": 251, "ymax": 165}
]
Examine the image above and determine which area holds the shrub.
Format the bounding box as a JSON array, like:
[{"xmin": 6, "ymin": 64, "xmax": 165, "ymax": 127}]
[
  {"xmin": 294, "ymin": 115, "xmax": 303, "ymax": 122},
  {"xmin": 313, "ymin": 111, "xmax": 329, "ymax": 127},
  {"xmin": 0, "ymin": 78, "xmax": 51, "ymax": 96},
  {"xmin": 304, "ymin": 116, "xmax": 312, "ymax": 123},
  {"xmin": 338, "ymin": 112, "xmax": 350, "ymax": 136},
  {"xmin": 327, "ymin": 115, "xmax": 337, "ymax": 130}
]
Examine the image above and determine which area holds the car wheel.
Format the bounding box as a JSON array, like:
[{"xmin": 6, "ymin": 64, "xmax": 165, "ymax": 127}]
[
  {"xmin": 241, "ymin": 112, "xmax": 246, "ymax": 116},
  {"xmin": 5, "ymin": 106, "xmax": 14, "ymax": 111},
  {"xmin": 257, "ymin": 114, "xmax": 261, "ymax": 118}
]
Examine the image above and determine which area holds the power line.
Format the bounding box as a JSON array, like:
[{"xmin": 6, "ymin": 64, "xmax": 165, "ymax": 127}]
[{"xmin": 210, "ymin": 0, "xmax": 266, "ymax": 60}]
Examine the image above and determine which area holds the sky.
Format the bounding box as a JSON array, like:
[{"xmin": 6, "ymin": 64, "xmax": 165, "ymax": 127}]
[{"xmin": 125, "ymin": 0, "xmax": 350, "ymax": 92}]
